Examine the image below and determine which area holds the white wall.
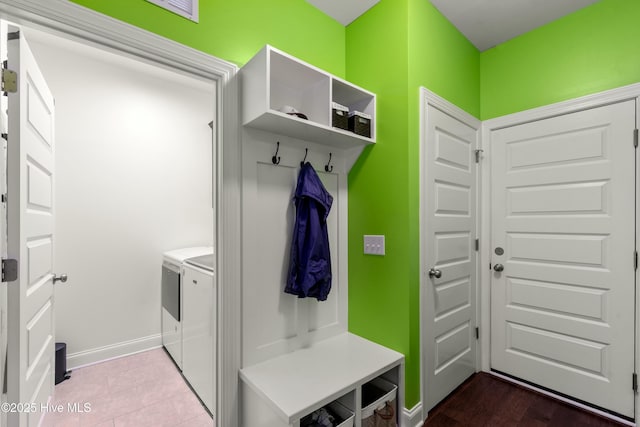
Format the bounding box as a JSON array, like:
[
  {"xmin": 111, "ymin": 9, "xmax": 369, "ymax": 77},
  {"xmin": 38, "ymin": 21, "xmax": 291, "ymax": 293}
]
[{"xmin": 27, "ymin": 30, "xmax": 215, "ymax": 365}]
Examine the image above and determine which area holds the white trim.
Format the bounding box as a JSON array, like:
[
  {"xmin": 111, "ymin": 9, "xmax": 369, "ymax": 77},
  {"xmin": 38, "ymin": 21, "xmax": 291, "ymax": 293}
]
[
  {"xmin": 480, "ymin": 83, "xmax": 640, "ymax": 421},
  {"xmin": 418, "ymin": 87, "xmax": 481, "ymax": 416},
  {"xmin": 636, "ymin": 96, "xmax": 640, "ymax": 426},
  {"xmin": 402, "ymin": 402, "xmax": 424, "ymax": 427},
  {"xmin": 66, "ymin": 334, "xmax": 162, "ymax": 370},
  {"xmin": 488, "ymin": 371, "xmax": 635, "ymax": 427},
  {"xmin": 0, "ymin": 2, "xmax": 241, "ymax": 426}
]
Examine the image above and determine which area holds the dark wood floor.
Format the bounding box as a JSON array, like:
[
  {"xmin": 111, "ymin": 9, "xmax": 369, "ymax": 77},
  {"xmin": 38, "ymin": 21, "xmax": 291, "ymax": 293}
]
[{"xmin": 423, "ymin": 373, "xmax": 627, "ymax": 427}]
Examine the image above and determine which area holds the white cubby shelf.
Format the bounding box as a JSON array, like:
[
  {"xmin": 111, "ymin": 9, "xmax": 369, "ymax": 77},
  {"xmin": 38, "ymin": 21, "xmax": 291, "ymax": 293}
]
[{"xmin": 241, "ymin": 45, "xmax": 376, "ymax": 149}]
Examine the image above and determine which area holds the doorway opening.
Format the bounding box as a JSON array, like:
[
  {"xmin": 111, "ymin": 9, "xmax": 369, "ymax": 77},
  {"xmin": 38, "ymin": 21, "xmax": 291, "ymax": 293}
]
[{"xmin": 2, "ymin": 21, "xmax": 218, "ymax": 426}]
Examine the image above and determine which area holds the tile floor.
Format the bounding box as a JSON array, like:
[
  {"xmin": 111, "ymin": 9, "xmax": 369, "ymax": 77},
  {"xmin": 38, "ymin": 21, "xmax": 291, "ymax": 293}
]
[{"xmin": 42, "ymin": 348, "xmax": 213, "ymax": 427}]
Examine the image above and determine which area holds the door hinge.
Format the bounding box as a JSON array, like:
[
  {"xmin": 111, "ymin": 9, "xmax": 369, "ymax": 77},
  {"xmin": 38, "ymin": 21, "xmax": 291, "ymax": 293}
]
[
  {"xmin": 635, "ymin": 250, "xmax": 638, "ymax": 270},
  {"xmin": 634, "ymin": 129, "xmax": 638, "ymax": 148},
  {"xmin": 475, "ymin": 149, "xmax": 483, "ymax": 163},
  {"xmin": 1, "ymin": 259, "xmax": 18, "ymax": 282},
  {"xmin": 7, "ymin": 31, "xmax": 19, "ymax": 41},
  {"xmin": 633, "ymin": 373, "xmax": 638, "ymax": 392},
  {"xmin": 1, "ymin": 68, "xmax": 17, "ymax": 94},
  {"xmin": 475, "ymin": 239, "xmax": 479, "ymax": 251},
  {"xmin": 475, "ymin": 327, "xmax": 479, "ymax": 340},
  {"xmin": 1, "ymin": 194, "xmax": 6, "ymax": 203}
]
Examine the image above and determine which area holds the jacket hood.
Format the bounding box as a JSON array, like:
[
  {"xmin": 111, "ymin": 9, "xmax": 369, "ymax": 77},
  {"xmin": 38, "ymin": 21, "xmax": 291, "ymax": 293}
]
[{"xmin": 295, "ymin": 162, "xmax": 333, "ymax": 220}]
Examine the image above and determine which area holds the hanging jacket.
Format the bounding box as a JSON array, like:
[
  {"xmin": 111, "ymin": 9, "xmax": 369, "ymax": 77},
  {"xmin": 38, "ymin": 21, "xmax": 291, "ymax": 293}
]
[{"xmin": 285, "ymin": 162, "xmax": 333, "ymax": 301}]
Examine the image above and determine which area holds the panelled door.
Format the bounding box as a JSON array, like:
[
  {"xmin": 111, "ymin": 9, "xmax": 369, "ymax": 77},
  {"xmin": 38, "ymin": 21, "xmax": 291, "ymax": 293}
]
[
  {"xmin": 0, "ymin": 19, "xmax": 9, "ymax": 427},
  {"xmin": 6, "ymin": 28, "xmax": 56, "ymax": 426},
  {"xmin": 423, "ymin": 101, "xmax": 478, "ymax": 412},
  {"xmin": 490, "ymin": 100, "xmax": 636, "ymax": 418}
]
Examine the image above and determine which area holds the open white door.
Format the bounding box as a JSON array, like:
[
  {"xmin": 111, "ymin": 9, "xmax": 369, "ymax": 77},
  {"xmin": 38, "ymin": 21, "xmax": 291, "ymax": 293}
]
[
  {"xmin": 0, "ymin": 19, "xmax": 10, "ymax": 427},
  {"xmin": 490, "ymin": 100, "xmax": 636, "ymax": 418},
  {"xmin": 6, "ymin": 27, "xmax": 56, "ymax": 426},
  {"xmin": 422, "ymin": 92, "xmax": 479, "ymax": 412}
]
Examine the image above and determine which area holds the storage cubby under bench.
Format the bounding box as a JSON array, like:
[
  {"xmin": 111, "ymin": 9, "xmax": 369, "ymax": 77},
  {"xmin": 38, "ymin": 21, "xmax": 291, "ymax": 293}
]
[{"xmin": 240, "ymin": 333, "xmax": 404, "ymax": 427}]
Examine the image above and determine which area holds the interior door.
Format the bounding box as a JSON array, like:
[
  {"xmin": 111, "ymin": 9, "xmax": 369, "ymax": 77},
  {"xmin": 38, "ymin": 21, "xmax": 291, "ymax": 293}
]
[
  {"xmin": 423, "ymin": 104, "xmax": 478, "ymax": 412},
  {"xmin": 6, "ymin": 28, "xmax": 56, "ymax": 426},
  {"xmin": 0, "ymin": 19, "xmax": 9, "ymax": 427},
  {"xmin": 490, "ymin": 100, "xmax": 636, "ymax": 418}
]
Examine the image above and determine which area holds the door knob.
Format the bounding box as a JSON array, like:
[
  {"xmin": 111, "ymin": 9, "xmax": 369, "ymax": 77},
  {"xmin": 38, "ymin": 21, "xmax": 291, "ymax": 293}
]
[
  {"xmin": 53, "ymin": 274, "xmax": 68, "ymax": 284},
  {"xmin": 493, "ymin": 264, "xmax": 504, "ymax": 272},
  {"xmin": 428, "ymin": 268, "xmax": 442, "ymax": 279}
]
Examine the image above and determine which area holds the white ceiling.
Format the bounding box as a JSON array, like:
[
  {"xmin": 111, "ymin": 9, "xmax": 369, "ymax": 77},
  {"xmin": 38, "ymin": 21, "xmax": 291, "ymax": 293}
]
[
  {"xmin": 428, "ymin": 0, "xmax": 600, "ymax": 51},
  {"xmin": 306, "ymin": 0, "xmax": 600, "ymax": 51},
  {"xmin": 305, "ymin": 0, "xmax": 380, "ymax": 26}
]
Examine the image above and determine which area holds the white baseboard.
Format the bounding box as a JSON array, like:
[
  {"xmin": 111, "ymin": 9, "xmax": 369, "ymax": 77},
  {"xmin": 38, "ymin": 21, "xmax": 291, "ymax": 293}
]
[
  {"xmin": 402, "ymin": 402, "xmax": 424, "ymax": 427},
  {"xmin": 65, "ymin": 333, "xmax": 162, "ymax": 370}
]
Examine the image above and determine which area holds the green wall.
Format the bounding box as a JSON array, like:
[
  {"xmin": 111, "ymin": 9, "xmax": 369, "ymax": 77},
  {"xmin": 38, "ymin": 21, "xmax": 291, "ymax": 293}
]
[
  {"xmin": 481, "ymin": 0, "xmax": 640, "ymax": 119},
  {"xmin": 70, "ymin": 0, "xmax": 346, "ymax": 76},
  {"xmin": 345, "ymin": 0, "xmax": 480, "ymax": 408}
]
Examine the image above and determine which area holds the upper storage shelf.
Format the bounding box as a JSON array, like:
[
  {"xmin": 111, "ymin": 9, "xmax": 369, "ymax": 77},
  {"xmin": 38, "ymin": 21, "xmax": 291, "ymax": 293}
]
[{"xmin": 241, "ymin": 45, "xmax": 376, "ymax": 148}]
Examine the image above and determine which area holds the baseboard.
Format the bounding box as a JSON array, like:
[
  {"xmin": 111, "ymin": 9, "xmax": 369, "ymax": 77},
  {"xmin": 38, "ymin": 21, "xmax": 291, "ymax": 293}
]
[
  {"xmin": 402, "ymin": 402, "xmax": 424, "ymax": 427},
  {"xmin": 65, "ymin": 333, "xmax": 162, "ymax": 370}
]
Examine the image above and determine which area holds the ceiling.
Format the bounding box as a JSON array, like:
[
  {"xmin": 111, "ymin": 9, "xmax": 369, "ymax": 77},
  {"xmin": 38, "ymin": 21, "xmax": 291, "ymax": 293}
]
[
  {"xmin": 430, "ymin": 0, "xmax": 600, "ymax": 51},
  {"xmin": 306, "ymin": 0, "xmax": 600, "ymax": 51},
  {"xmin": 305, "ymin": 0, "xmax": 380, "ymax": 26}
]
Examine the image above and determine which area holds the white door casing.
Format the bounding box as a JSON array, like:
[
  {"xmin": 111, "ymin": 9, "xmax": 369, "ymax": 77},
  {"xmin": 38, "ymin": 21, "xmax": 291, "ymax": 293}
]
[
  {"xmin": 0, "ymin": 3, "xmax": 239, "ymax": 426},
  {"xmin": 421, "ymin": 89, "xmax": 479, "ymax": 413},
  {"xmin": 7, "ymin": 28, "xmax": 56, "ymax": 426},
  {"xmin": 490, "ymin": 100, "xmax": 636, "ymax": 418}
]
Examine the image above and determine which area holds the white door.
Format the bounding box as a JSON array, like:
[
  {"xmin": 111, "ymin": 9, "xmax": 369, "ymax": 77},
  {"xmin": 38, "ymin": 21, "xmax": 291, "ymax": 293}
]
[
  {"xmin": 0, "ymin": 19, "xmax": 9, "ymax": 427},
  {"xmin": 490, "ymin": 100, "xmax": 636, "ymax": 418},
  {"xmin": 422, "ymin": 101, "xmax": 478, "ymax": 412},
  {"xmin": 6, "ymin": 28, "xmax": 56, "ymax": 426}
]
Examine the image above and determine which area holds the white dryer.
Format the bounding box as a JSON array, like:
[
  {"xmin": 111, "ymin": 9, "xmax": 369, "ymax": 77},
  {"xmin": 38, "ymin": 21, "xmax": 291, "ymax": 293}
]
[
  {"xmin": 161, "ymin": 247, "xmax": 213, "ymax": 369},
  {"xmin": 183, "ymin": 254, "xmax": 215, "ymax": 413}
]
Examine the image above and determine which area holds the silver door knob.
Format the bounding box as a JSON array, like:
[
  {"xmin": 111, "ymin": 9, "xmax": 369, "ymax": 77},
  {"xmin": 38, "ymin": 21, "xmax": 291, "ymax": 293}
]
[
  {"xmin": 428, "ymin": 268, "xmax": 442, "ymax": 279},
  {"xmin": 493, "ymin": 264, "xmax": 504, "ymax": 272},
  {"xmin": 53, "ymin": 274, "xmax": 68, "ymax": 284}
]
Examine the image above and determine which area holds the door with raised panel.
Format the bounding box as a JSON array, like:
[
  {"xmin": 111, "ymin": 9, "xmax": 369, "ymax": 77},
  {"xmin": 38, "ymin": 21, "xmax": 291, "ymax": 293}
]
[
  {"xmin": 6, "ymin": 28, "xmax": 57, "ymax": 426},
  {"xmin": 490, "ymin": 100, "xmax": 636, "ymax": 418},
  {"xmin": 423, "ymin": 102, "xmax": 478, "ymax": 412}
]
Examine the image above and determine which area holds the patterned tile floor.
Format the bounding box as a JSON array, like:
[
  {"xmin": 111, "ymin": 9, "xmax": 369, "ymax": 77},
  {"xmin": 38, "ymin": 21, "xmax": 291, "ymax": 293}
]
[{"xmin": 42, "ymin": 348, "xmax": 213, "ymax": 427}]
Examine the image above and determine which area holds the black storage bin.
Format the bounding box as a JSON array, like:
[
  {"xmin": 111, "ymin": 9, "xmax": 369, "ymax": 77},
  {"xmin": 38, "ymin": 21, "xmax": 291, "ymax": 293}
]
[
  {"xmin": 348, "ymin": 111, "xmax": 372, "ymax": 138},
  {"xmin": 332, "ymin": 102, "xmax": 349, "ymax": 130},
  {"xmin": 55, "ymin": 342, "xmax": 70, "ymax": 384}
]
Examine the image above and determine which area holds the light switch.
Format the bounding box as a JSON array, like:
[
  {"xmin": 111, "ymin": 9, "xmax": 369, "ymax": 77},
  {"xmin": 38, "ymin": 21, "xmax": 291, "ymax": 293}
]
[{"xmin": 364, "ymin": 235, "xmax": 385, "ymax": 256}]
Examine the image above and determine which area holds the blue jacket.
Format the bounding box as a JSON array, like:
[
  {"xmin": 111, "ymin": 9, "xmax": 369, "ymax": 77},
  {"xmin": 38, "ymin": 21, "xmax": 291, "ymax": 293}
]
[{"xmin": 285, "ymin": 162, "xmax": 333, "ymax": 301}]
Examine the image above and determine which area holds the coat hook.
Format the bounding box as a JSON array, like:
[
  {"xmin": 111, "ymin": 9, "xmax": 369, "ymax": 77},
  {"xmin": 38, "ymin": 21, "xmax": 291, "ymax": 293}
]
[
  {"xmin": 300, "ymin": 148, "xmax": 308, "ymax": 166},
  {"xmin": 272, "ymin": 141, "xmax": 281, "ymax": 165},
  {"xmin": 324, "ymin": 152, "xmax": 333, "ymax": 172}
]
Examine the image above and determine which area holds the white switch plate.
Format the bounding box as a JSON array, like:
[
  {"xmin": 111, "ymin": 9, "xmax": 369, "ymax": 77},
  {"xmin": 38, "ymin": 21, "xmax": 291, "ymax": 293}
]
[{"xmin": 364, "ymin": 235, "xmax": 385, "ymax": 256}]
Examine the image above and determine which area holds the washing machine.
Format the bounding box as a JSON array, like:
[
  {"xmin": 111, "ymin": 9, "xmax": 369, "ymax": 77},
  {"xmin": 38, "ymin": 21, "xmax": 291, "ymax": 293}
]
[{"xmin": 161, "ymin": 247, "xmax": 213, "ymax": 369}]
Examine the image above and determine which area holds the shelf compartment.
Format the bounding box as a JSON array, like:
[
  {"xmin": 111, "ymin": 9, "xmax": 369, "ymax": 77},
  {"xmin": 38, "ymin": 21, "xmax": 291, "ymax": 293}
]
[
  {"xmin": 361, "ymin": 376, "xmax": 398, "ymax": 424},
  {"xmin": 301, "ymin": 400, "xmax": 354, "ymax": 427},
  {"xmin": 269, "ymin": 49, "xmax": 330, "ymax": 126}
]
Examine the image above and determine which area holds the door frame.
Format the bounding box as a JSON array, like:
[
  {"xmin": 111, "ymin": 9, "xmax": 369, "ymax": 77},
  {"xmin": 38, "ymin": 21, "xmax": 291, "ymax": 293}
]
[
  {"xmin": 480, "ymin": 82, "xmax": 640, "ymax": 422},
  {"xmin": 419, "ymin": 87, "xmax": 482, "ymax": 421},
  {"xmin": 0, "ymin": 2, "xmax": 242, "ymax": 427}
]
